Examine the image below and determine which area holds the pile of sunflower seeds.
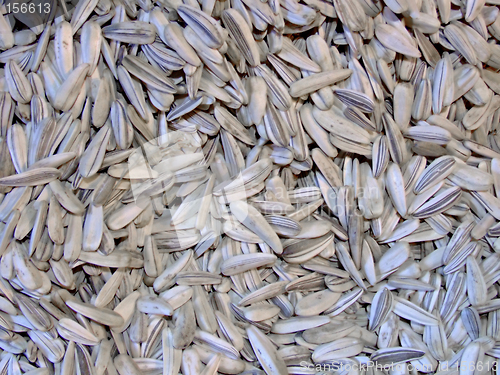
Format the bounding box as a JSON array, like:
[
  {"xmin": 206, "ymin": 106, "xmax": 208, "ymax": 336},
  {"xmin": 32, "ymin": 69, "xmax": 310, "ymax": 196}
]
[{"xmin": 3, "ymin": 0, "xmax": 500, "ymax": 373}]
